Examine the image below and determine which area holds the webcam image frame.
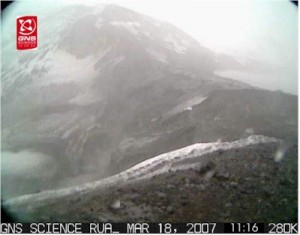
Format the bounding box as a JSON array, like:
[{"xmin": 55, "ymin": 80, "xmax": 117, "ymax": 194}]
[{"xmin": 0, "ymin": 0, "xmax": 298, "ymax": 231}]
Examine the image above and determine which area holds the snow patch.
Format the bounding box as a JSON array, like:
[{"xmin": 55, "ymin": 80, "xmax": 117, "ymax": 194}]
[
  {"xmin": 245, "ymin": 128, "xmax": 255, "ymax": 135},
  {"xmin": 146, "ymin": 48, "xmax": 168, "ymax": 63},
  {"xmin": 165, "ymin": 96, "xmax": 207, "ymax": 118},
  {"xmin": 39, "ymin": 51, "xmax": 98, "ymax": 86},
  {"xmin": 61, "ymin": 125, "xmax": 79, "ymax": 140},
  {"xmin": 110, "ymin": 21, "xmax": 141, "ymax": 35},
  {"xmin": 165, "ymin": 33, "xmax": 190, "ymax": 54},
  {"xmin": 69, "ymin": 89, "xmax": 102, "ymax": 106}
]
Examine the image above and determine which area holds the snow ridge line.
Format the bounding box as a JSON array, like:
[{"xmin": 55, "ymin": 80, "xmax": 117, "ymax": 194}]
[{"xmin": 4, "ymin": 135, "xmax": 278, "ymax": 207}]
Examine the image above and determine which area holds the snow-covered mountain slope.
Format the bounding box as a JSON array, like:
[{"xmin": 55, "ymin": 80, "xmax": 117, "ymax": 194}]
[
  {"xmin": 4, "ymin": 135, "xmax": 278, "ymax": 208},
  {"xmin": 1, "ymin": 3, "xmax": 250, "ymax": 183},
  {"xmin": 2, "ymin": 4, "xmax": 214, "ymax": 94}
]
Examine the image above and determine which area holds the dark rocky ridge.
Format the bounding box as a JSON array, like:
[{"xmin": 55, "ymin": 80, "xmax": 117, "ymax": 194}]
[{"xmin": 5, "ymin": 141, "xmax": 297, "ymax": 223}]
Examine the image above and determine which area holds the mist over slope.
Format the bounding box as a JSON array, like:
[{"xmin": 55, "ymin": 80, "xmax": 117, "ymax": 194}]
[{"xmin": 2, "ymin": 4, "xmax": 241, "ymax": 195}]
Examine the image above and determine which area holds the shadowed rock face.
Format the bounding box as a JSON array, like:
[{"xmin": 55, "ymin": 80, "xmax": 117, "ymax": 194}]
[{"xmin": 1, "ymin": 4, "xmax": 297, "ymax": 200}]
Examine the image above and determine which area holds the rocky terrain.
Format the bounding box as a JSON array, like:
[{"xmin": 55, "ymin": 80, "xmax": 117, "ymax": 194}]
[
  {"xmin": 3, "ymin": 136, "xmax": 297, "ymax": 223},
  {"xmin": 110, "ymin": 89, "xmax": 297, "ymax": 174},
  {"xmin": 73, "ymin": 143, "xmax": 298, "ymax": 223}
]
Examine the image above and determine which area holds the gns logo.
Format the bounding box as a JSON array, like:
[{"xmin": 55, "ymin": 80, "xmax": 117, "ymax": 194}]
[{"xmin": 16, "ymin": 16, "xmax": 38, "ymax": 50}]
